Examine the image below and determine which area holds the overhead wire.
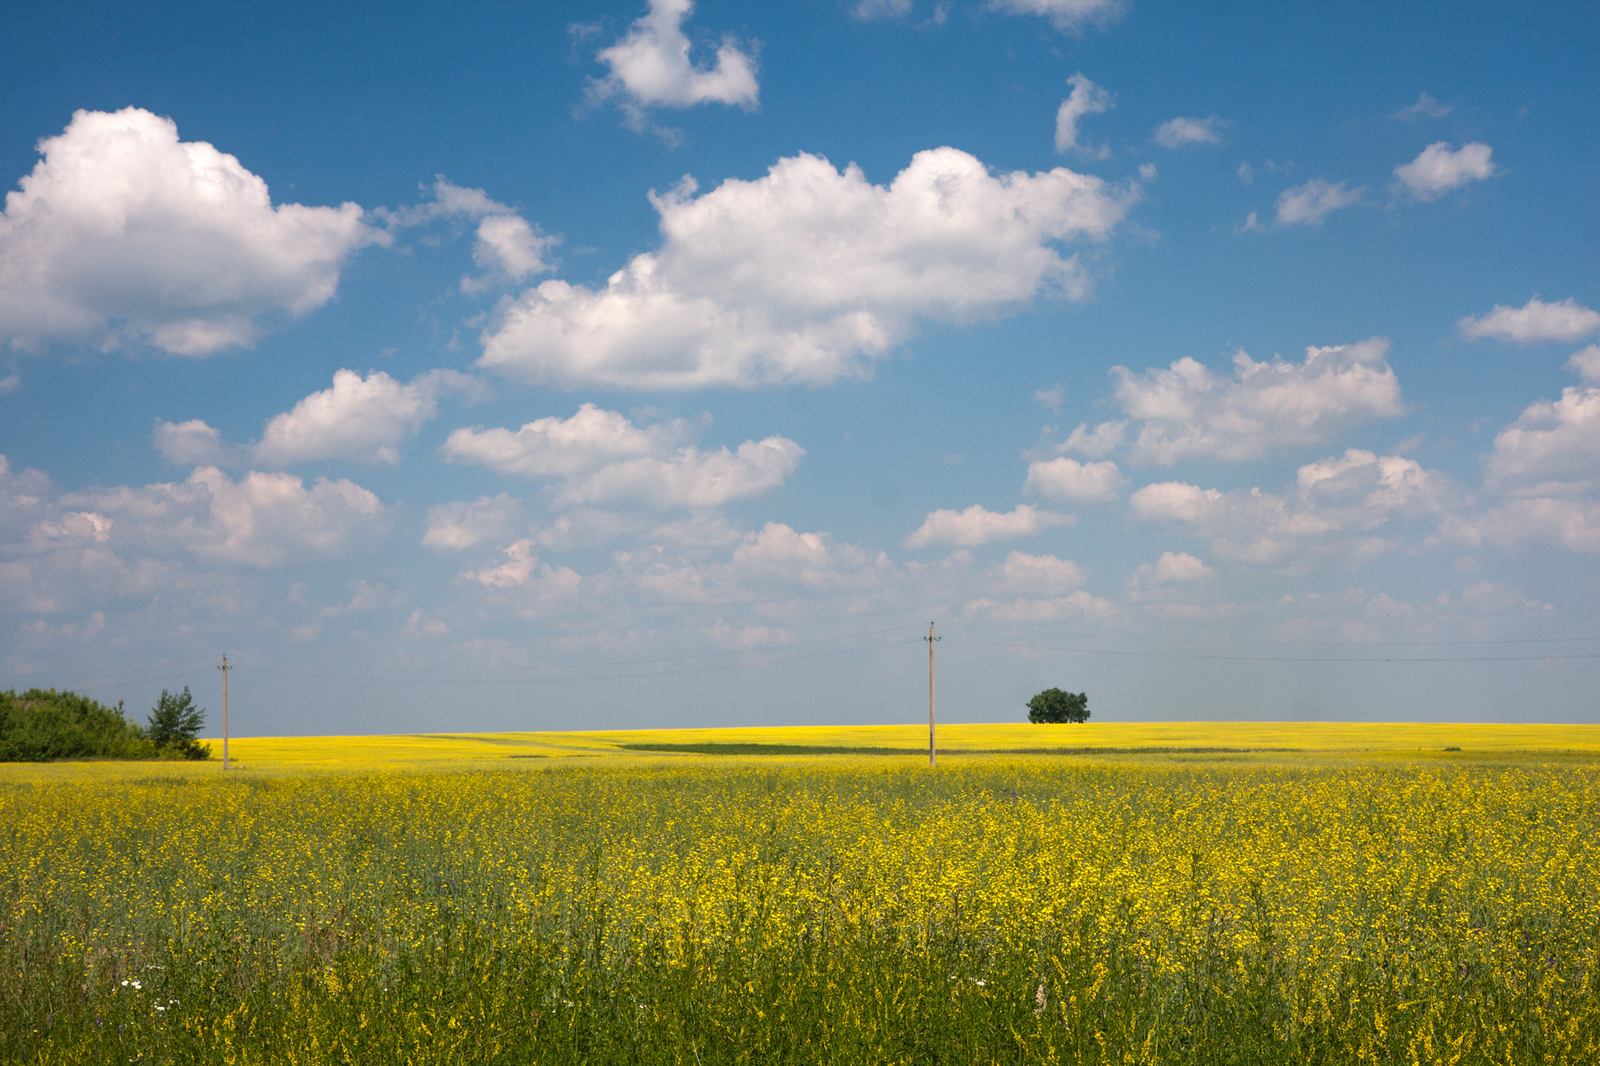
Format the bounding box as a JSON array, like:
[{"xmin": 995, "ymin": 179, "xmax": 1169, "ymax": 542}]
[
  {"xmin": 248, "ymin": 636, "xmax": 924, "ymax": 685},
  {"xmin": 953, "ymin": 620, "xmax": 1600, "ymax": 649},
  {"xmin": 949, "ymin": 635, "xmax": 1600, "ymax": 665}
]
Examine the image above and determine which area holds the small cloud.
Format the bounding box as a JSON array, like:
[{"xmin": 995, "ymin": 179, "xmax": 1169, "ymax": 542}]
[
  {"xmin": 587, "ymin": 0, "xmax": 759, "ymax": 139},
  {"xmin": 1152, "ymin": 115, "xmax": 1228, "ymax": 149},
  {"xmin": 1131, "ymin": 551, "xmax": 1215, "ymax": 592},
  {"xmin": 1138, "ymin": 162, "xmax": 1157, "ymax": 182},
  {"xmin": 1055, "ymin": 73, "xmax": 1114, "ymax": 157},
  {"xmin": 1459, "ymin": 297, "xmax": 1600, "ymax": 346},
  {"xmin": 1274, "ymin": 178, "xmax": 1362, "ymax": 228},
  {"xmin": 992, "ymin": 0, "xmax": 1128, "ymax": 34},
  {"xmin": 1237, "ymin": 162, "xmax": 1253, "ymax": 185},
  {"xmin": 1393, "ymin": 141, "xmax": 1495, "ymax": 202},
  {"xmin": 1392, "ymin": 92, "xmax": 1453, "ymax": 120},
  {"xmin": 1568, "ymin": 345, "xmax": 1600, "ymax": 384},
  {"xmin": 904, "ymin": 503, "xmax": 1073, "ymax": 549},
  {"xmin": 1033, "ymin": 383, "xmax": 1066, "ymax": 411},
  {"xmin": 852, "ymin": 0, "xmax": 911, "ymax": 18}
]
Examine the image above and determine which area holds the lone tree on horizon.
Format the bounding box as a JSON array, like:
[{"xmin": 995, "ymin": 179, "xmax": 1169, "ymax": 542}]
[
  {"xmin": 147, "ymin": 686, "xmax": 210, "ymax": 760},
  {"xmin": 1027, "ymin": 688, "xmax": 1090, "ymax": 723}
]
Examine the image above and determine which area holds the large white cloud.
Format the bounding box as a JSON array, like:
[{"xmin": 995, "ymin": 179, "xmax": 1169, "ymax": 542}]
[
  {"xmin": 1458, "ymin": 296, "xmax": 1600, "ymax": 345},
  {"xmin": 1482, "ymin": 386, "xmax": 1600, "ymax": 495},
  {"xmin": 2, "ymin": 456, "xmax": 388, "ymax": 592},
  {"xmin": 154, "ymin": 369, "xmax": 481, "ymax": 467},
  {"xmin": 1274, "ymin": 178, "xmax": 1362, "ymax": 227},
  {"xmin": 1054, "ymin": 74, "xmax": 1114, "ymax": 157},
  {"xmin": 0, "ymin": 108, "xmax": 374, "ymax": 356},
  {"xmin": 1393, "ymin": 141, "xmax": 1495, "ymax": 201},
  {"xmin": 992, "ymin": 0, "xmax": 1128, "ymax": 33},
  {"xmin": 443, "ymin": 405, "xmax": 803, "ymax": 510},
  {"xmin": 479, "ymin": 147, "xmax": 1136, "ymax": 389},
  {"xmin": 903, "ymin": 503, "xmax": 1072, "ymax": 548},
  {"xmin": 1067, "ymin": 338, "xmax": 1403, "ymax": 465},
  {"xmin": 590, "ymin": 0, "xmax": 758, "ymax": 129},
  {"xmin": 1129, "ymin": 448, "xmax": 1455, "ymax": 567}
]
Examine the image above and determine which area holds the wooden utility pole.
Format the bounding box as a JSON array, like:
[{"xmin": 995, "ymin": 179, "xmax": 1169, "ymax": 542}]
[
  {"xmin": 925, "ymin": 622, "xmax": 940, "ymax": 767},
  {"xmin": 218, "ymin": 654, "xmax": 230, "ymax": 770}
]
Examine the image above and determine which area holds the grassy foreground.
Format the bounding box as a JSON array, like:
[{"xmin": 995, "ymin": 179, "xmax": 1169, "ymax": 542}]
[{"xmin": 2, "ymin": 725, "xmax": 1597, "ymax": 1063}]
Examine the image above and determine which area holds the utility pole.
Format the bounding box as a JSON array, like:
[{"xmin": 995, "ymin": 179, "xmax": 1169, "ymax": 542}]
[
  {"xmin": 925, "ymin": 622, "xmax": 940, "ymax": 768},
  {"xmin": 218, "ymin": 654, "xmax": 230, "ymax": 771}
]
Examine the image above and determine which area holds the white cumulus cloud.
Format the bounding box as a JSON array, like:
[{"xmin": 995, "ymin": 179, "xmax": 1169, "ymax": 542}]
[
  {"xmin": 157, "ymin": 369, "xmax": 482, "ymax": 468},
  {"xmin": 443, "ymin": 404, "xmax": 803, "ymax": 510},
  {"xmin": 1137, "ymin": 550, "xmax": 1214, "ymax": 584},
  {"xmin": 1393, "ymin": 141, "xmax": 1495, "ymax": 201},
  {"xmin": 1458, "ymin": 296, "xmax": 1600, "ymax": 346},
  {"xmin": 1129, "ymin": 449, "xmax": 1456, "ymax": 568},
  {"xmin": 590, "ymin": 0, "xmax": 758, "ymax": 133},
  {"xmin": 1054, "ymin": 73, "xmax": 1114, "ymax": 157},
  {"xmin": 255, "ymin": 369, "xmax": 479, "ymax": 466},
  {"xmin": 555, "ymin": 437, "xmax": 804, "ymax": 509},
  {"xmin": 1071, "ymin": 338, "xmax": 1403, "ymax": 465},
  {"xmin": 1022, "ymin": 456, "xmax": 1125, "ymax": 502},
  {"xmin": 1153, "ymin": 116, "xmax": 1228, "ymax": 149},
  {"xmin": 997, "ymin": 550, "xmax": 1086, "ymax": 594},
  {"xmin": 423, "ymin": 494, "xmax": 523, "ymax": 552},
  {"xmin": 0, "ymin": 107, "xmax": 374, "ymax": 356},
  {"xmin": 903, "ymin": 503, "xmax": 1072, "ymax": 548},
  {"xmin": 1274, "ymin": 178, "xmax": 1363, "ymax": 227},
  {"xmin": 1482, "ymin": 386, "xmax": 1600, "ymax": 495},
  {"xmin": 378, "ymin": 177, "xmax": 557, "ymax": 293},
  {"xmin": 64, "ymin": 466, "xmax": 387, "ymax": 568},
  {"xmin": 1568, "ymin": 345, "xmax": 1600, "ymax": 384},
  {"xmin": 479, "ymin": 147, "xmax": 1135, "ymax": 389}
]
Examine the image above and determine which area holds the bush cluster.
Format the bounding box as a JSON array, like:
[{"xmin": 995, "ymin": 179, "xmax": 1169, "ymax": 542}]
[{"xmin": 0, "ymin": 687, "xmax": 210, "ymax": 762}]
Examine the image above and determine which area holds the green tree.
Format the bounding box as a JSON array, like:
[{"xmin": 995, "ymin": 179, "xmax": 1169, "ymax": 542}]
[
  {"xmin": 147, "ymin": 687, "xmax": 210, "ymax": 760},
  {"xmin": 0, "ymin": 689, "xmax": 152, "ymax": 761},
  {"xmin": 1027, "ymin": 688, "xmax": 1090, "ymax": 723}
]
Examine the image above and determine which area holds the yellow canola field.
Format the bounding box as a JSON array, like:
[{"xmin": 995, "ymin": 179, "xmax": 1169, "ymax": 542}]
[
  {"xmin": 137, "ymin": 719, "xmax": 1600, "ymax": 772},
  {"xmin": 6, "ymin": 719, "xmax": 1594, "ymax": 782},
  {"xmin": 3, "ymin": 752, "xmax": 1596, "ymax": 1063}
]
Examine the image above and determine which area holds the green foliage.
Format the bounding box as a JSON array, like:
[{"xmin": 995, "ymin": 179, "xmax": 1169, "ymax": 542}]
[
  {"xmin": 1027, "ymin": 687, "xmax": 1090, "ymax": 723},
  {"xmin": 0, "ymin": 689, "xmax": 153, "ymax": 761},
  {"xmin": 146, "ymin": 687, "xmax": 210, "ymax": 760}
]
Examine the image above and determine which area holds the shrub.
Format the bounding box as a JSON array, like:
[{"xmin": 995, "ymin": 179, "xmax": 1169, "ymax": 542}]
[
  {"xmin": 0, "ymin": 689, "xmax": 153, "ymax": 761},
  {"xmin": 1027, "ymin": 687, "xmax": 1090, "ymax": 723}
]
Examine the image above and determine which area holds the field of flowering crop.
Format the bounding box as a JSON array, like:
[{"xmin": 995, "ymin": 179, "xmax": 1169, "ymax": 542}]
[{"xmin": 2, "ymin": 733, "xmax": 1597, "ymax": 1063}]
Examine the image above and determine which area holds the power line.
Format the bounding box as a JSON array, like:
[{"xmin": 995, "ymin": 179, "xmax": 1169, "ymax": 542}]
[
  {"xmin": 951, "ymin": 636, "xmax": 1600, "ymax": 665},
  {"xmin": 954, "ymin": 620, "xmax": 1600, "ymax": 649},
  {"xmin": 245, "ymin": 623, "xmax": 925, "ymax": 675},
  {"xmin": 248, "ymin": 636, "xmax": 923, "ymax": 686}
]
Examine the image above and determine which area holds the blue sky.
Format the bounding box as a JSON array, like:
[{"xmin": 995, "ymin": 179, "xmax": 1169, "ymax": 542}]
[{"xmin": 1, "ymin": 0, "xmax": 1596, "ymax": 733}]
